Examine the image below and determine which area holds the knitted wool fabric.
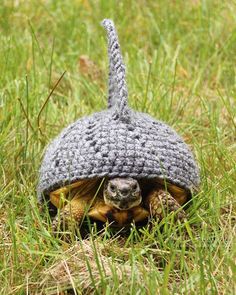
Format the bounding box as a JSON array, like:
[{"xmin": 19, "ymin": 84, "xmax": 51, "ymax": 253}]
[{"xmin": 37, "ymin": 19, "xmax": 200, "ymax": 201}]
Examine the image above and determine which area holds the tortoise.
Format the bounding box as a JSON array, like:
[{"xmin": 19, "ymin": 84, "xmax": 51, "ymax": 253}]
[
  {"xmin": 49, "ymin": 177, "xmax": 188, "ymax": 229},
  {"xmin": 37, "ymin": 19, "xmax": 200, "ymax": 232}
]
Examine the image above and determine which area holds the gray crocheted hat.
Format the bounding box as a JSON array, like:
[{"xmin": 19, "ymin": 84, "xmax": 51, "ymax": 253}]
[{"xmin": 37, "ymin": 19, "xmax": 200, "ymax": 202}]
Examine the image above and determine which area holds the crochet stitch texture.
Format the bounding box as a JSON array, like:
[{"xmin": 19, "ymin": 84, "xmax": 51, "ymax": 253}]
[{"xmin": 37, "ymin": 19, "xmax": 200, "ymax": 201}]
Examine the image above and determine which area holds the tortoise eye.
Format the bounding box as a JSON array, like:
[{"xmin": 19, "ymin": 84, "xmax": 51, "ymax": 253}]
[
  {"xmin": 109, "ymin": 184, "xmax": 116, "ymax": 192},
  {"xmin": 132, "ymin": 184, "xmax": 138, "ymax": 190}
]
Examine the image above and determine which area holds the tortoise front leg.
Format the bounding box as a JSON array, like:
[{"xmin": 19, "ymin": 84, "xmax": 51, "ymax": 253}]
[
  {"xmin": 145, "ymin": 189, "xmax": 186, "ymax": 222},
  {"xmin": 52, "ymin": 197, "xmax": 91, "ymax": 231}
]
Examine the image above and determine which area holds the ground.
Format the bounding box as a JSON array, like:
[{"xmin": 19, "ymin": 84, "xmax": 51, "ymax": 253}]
[{"xmin": 0, "ymin": 0, "xmax": 236, "ymax": 294}]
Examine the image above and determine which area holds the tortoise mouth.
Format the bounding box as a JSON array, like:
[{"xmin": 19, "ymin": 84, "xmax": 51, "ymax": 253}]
[{"xmin": 104, "ymin": 195, "xmax": 142, "ymax": 210}]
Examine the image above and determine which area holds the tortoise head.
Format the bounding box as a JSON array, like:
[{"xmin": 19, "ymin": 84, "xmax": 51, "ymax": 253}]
[{"xmin": 103, "ymin": 177, "xmax": 142, "ymax": 210}]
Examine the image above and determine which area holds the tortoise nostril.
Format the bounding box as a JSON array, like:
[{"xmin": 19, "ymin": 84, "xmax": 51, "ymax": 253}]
[{"xmin": 120, "ymin": 188, "xmax": 129, "ymax": 195}]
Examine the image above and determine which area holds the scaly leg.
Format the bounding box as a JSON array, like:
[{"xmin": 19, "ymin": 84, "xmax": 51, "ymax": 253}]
[
  {"xmin": 145, "ymin": 189, "xmax": 186, "ymax": 222},
  {"xmin": 52, "ymin": 196, "xmax": 91, "ymax": 231}
]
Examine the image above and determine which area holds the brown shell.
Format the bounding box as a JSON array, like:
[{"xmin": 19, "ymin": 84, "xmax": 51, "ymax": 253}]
[{"xmin": 49, "ymin": 177, "xmax": 189, "ymax": 209}]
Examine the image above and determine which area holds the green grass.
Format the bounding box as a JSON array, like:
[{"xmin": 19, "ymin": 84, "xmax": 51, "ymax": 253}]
[{"xmin": 0, "ymin": 0, "xmax": 236, "ymax": 294}]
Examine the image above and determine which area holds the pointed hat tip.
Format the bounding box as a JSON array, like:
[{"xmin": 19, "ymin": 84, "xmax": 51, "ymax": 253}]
[{"xmin": 101, "ymin": 19, "xmax": 114, "ymax": 28}]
